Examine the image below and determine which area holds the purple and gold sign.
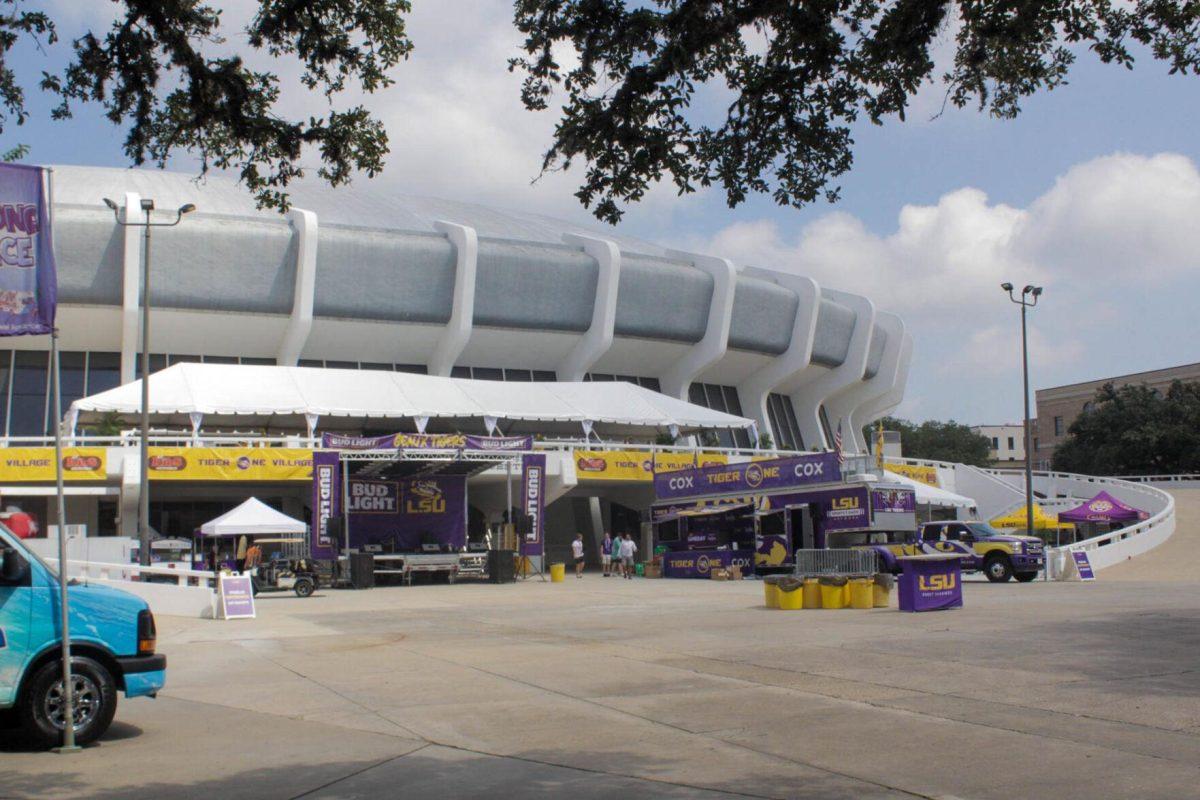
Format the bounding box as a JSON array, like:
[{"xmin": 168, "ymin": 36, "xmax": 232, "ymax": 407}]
[
  {"xmin": 346, "ymin": 475, "xmax": 467, "ymax": 550},
  {"xmin": 897, "ymin": 555, "xmax": 963, "ymax": 612},
  {"xmin": 310, "ymin": 450, "xmax": 340, "ymax": 559},
  {"xmin": 654, "ymin": 453, "xmax": 840, "ymax": 502},
  {"xmin": 321, "ymin": 432, "xmax": 532, "ymax": 451},
  {"xmin": 662, "ymin": 549, "xmax": 754, "ymax": 579},
  {"xmin": 0, "ymin": 164, "xmax": 56, "ymax": 336},
  {"xmin": 871, "ymin": 488, "xmax": 916, "ymax": 513},
  {"xmin": 520, "ymin": 453, "xmax": 546, "ymax": 556}
]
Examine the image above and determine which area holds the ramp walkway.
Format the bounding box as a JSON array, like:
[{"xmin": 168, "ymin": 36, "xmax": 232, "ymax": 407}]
[{"xmin": 1102, "ymin": 488, "xmax": 1200, "ymax": 582}]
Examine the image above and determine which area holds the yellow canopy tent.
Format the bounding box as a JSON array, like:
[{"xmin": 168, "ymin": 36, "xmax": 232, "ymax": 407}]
[{"xmin": 990, "ymin": 504, "xmax": 1073, "ymax": 531}]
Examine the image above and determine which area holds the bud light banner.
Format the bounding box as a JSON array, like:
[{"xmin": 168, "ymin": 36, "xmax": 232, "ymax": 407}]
[
  {"xmin": 0, "ymin": 164, "xmax": 56, "ymax": 335},
  {"xmin": 346, "ymin": 476, "xmax": 466, "ymax": 551},
  {"xmin": 310, "ymin": 450, "xmax": 340, "ymax": 559},
  {"xmin": 654, "ymin": 452, "xmax": 840, "ymax": 502},
  {"xmin": 520, "ymin": 453, "xmax": 546, "ymax": 556},
  {"xmin": 321, "ymin": 432, "xmax": 532, "ymax": 451}
]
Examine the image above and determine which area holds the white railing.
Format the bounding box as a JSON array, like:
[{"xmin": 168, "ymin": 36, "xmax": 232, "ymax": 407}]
[{"xmin": 44, "ymin": 557, "xmax": 218, "ymax": 588}]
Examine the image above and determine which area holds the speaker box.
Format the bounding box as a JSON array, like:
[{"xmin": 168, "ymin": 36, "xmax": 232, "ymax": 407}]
[
  {"xmin": 488, "ymin": 549, "xmax": 516, "ymax": 584},
  {"xmin": 349, "ymin": 552, "xmax": 375, "ymax": 589}
]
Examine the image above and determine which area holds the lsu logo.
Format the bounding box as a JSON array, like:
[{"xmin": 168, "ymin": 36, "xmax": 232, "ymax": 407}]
[
  {"xmin": 831, "ymin": 496, "xmax": 860, "ymax": 510},
  {"xmin": 918, "ymin": 573, "xmax": 957, "ymax": 592},
  {"xmin": 744, "ymin": 463, "xmax": 764, "ymax": 488},
  {"xmin": 406, "ymin": 480, "xmax": 446, "ymax": 514}
]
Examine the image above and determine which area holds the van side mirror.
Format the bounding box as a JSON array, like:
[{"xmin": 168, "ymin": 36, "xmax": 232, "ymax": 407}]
[{"xmin": 1, "ymin": 548, "xmax": 28, "ymax": 583}]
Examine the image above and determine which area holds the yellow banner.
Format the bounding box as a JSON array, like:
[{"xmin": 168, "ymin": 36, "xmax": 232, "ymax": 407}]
[
  {"xmin": 148, "ymin": 448, "xmax": 313, "ymax": 481},
  {"xmin": 574, "ymin": 450, "xmax": 729, "ymax": 481},
  {"xmin": 886, "ymin": 462, "xmax": 940, "ymax": 487},
  {"xmin": 0, "ymin": 447, "xmax": 107, "ymax": 482}
]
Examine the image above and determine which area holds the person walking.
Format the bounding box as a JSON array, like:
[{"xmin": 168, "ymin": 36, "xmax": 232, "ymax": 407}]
[
  {"xmin": 619, "ymin": 533, "xmax": 638, "ymax": 579},
  {"xmin": 601, "ymin": 531, "xmax": 614, "ymax": 577},
  {"xmin": 572, "ymin": 533, "xmax": 586, "ymax": 578}
]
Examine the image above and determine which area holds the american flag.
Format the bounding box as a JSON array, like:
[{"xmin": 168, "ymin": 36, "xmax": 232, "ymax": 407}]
[{"xmin": 834, "ymin": 420, "xmax": 844, "ymax": 466}]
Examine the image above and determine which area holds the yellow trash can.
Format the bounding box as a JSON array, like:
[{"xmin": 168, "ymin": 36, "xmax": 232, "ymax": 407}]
[
  {"xmin": 549, "ymin": 562, "xmax": 566, "ymax": 582},
  {"xmin": 850, "ymin": 578, "xmax": 874, "ymax": 609},
  {"xmin": 778, "ymin": 586, "xmax": 804, "ymax": 610},
  {"xmin": 764, "ymin": 581, "xmax": 780, "ymax": 608},
  {"xmin": 873, "ymin": 574, "xmax": 893, "ymax": 607},
  {"xmin": 819, "ymin": 577, "xmax": 848, "ymax": 609},
  {"xmin": 802, "ymin": 578, "xmax": 822, "ymax": 609}
]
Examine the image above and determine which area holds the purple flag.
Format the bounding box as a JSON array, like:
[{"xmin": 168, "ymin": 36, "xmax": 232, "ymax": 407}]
[
  {"xmin": 520, "ymin": 453, "xmax": 546, "ymax": 556},
  {"xmin": 0, "ymin": 164, "xmax": 56, "ymax": 335},
  {"xmin": 310, "ymin": 450, "xmax": 341, "ymax": 559}
]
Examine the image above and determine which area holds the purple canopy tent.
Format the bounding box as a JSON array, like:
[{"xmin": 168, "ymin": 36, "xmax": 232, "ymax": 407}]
[{"xmin": 1057, "ymin": 491, "xmax": 1148, "ymax": 524}]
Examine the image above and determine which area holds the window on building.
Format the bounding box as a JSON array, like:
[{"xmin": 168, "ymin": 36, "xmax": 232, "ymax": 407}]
[
  {"xmin": 86, "ymin": 352, "xmax": 121, "ymax": 395},
  {"xmin": 1033, "ymin": 437, "xmax": 1039, "ymax": 452},
  {"xmin": 1053, "ymin": 416, "xmax": 1064, "ymax": 436},
  {"xmin": 503, "ymin": 369, "xmax": 533, "ymax": 382},
  {"xmin": 1007, "ymin": 436, "xmax": 1015, "ymax": 450},
  {"xmin": 239, "ymin": 357, "xmax": 276, "ymax": 366},
  {"xmin": 169, "ymin": 354, "xmax": 202, "ymax": 365},
  {"xmin": 59, "ymin": 352, "xmax": 88, "ymax": 420},
  {"xmin": 299, "ymin": 359, "xmax": 324, "ymax": 368},
  {"xmin": 991, "ymin": 437, "xmax": 998, "ymax": 449},
  {"xmin": 766, "ymin": 393, "xmax": 804, "ymax": 451},
  {"xmin": 325, "ymin": 360, "xmax": 357, "ymax": 370},
  {"xmin": 202, "ymin": 355, "xmax": 238, "ymax": 365},
  {"xmin": 471, "ymin": 367, "xmax": 503, "ymax": 381},
  {"xmin": 134, "ymin": 353, "xmax": 168, "ymax": 375},
  {"xmin": 450, "ymin": 366, "xmax": 471, "ymax": 379},
  {"xmin": 9, "ymin": 350, "xmax": 48, "ymax": 435},
  {"xmin": 395, "ymin": 363, "xmax": 428, "ymax": 374},
  {"xmin": 638, "ymin": 377, "xmax": 661, "ymax": 392},
  {"xmin": 818, "ymin": 405, "xmax": 834, "ymax": 449},
  {"xmin": 532, "ymin": 370, "xmax": 556, "ymax": 382}
]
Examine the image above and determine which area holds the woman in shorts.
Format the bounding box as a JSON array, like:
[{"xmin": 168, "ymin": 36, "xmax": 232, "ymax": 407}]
[{"xmin": 572, "ymin": 533, "xmax": 586, "ymax": 578}]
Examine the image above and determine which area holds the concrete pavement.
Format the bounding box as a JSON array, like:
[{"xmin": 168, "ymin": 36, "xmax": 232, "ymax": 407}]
[{"xmin": 4, "ymin": 502, "xmax": 1198, "ymax": 799}]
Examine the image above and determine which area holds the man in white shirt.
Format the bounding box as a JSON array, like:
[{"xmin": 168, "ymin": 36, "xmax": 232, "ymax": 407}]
[
  {"xmin": 619, "ymin": 534, "xmax": 638, "ymax": 579},
  {"xmin": 571, "ymin": 533, "xmax": 586, "ymax": 578}
]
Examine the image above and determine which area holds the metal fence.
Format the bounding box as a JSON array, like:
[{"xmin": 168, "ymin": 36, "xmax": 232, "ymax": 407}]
[{"xmin": 793, "ymin": 548, "xmax": 878, "ymax": 578}]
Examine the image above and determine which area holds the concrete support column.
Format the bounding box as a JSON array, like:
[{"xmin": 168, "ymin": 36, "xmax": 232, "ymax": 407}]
[
  {"xmin": 278, "ymin": 208, "xmax": 319, "ymax": 365},
  {"xmin": 118, "ymin": 192, "xmax": 144, "ymax": 384},
  {"xmin": 859, "ymin": 331, "xmax": 914, "ymax": 433},
  {"xmin": 843, "ymin": 312, "xmax": 908, "ymax": 452},
  {"xmin": 791, "ymin": 290, "xmax": 876, "ymax": 452},
  {"xmin": 737, "ymin": 270, "xmax": 820, "ymax": 447},
  {"xmin": 558, "ymin": 233, "xmax": 621, "ymax": 381},
  {"xmin": 660, "ymin": 250, "xmax": 737, "ymax": 400},
  {"xmin": 429, "ymin": 221, "xmax": 478, "ymax": 376}
]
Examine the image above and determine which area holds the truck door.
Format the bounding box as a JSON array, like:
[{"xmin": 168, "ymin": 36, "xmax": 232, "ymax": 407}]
[{"xmin": 0, "ymin": 538, "xmax": 33, "ymax": 706}]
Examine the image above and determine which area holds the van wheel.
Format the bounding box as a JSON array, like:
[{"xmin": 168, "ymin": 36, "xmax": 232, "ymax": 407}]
[
  {"xmin": 19, "ymin": 656, "xmax": 117, "ymax": 748},
  {"xmin": 984, "ymin": 554, "xmax": 1014, "ymax": 583},
  {"xmin": 294, "ymin": 577, "xmax": 315, "ymax": 597}
]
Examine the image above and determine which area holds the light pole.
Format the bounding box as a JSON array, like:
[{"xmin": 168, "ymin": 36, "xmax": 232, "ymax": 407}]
[
  {"xmin": 1001, "ymin": 282, "xmax": 1043, "ymax": 561},
  {"xmin": 103, "ymin": 198, "xmax": 195, "ymax": 565}
]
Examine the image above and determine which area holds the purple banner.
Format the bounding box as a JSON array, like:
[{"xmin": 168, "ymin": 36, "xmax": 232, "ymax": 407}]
[
  {"xmin": 1072, "ymin": 551, "xmax": 1095, "ymax": 581},
  {"xmin": 662, "ymin": 549, "xmax": 754, "ymax": 579},
  {"xmin": 310, "ymin": 450, "xmax": 340, "ymax": 559},
  {"xmin": 872, "ymin": 488, "xmax": 916, "ymax": 513},
  {"xmin": 0, "ymin": 164, "xmax": 56, "ymax": 335},
  {"xmin": 898, "ymin": 556, "xmax": 963, "ymax": 612},
  {"xmin": 219, "ymin": 575, "xmax": 256, "ymax": 619},
  {"xmin": 321, "ymin": 432, "xmax": 533, "ymax": 451},
  {"xmin": 760, "ymin": 486, "xmax": 871, "ymax": 533},
  {"xmin": 347, "ymin": 475, "xmax": 466, "ymax": 550},
  {"xmin": 755, "ymin": 534, "xmax": 791, "ymax": 569},
  {"xmin": 654, "ymin": 453, "xmax": 840, "ymax": 502},
  {"xmin": 520, "ymin": 453, "xmax": 546, "ymax": 556}
]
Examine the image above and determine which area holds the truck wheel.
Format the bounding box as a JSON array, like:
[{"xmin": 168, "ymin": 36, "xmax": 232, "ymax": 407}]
[
  {"xmin": 294, "ymin": 577, "xmax": 315, "ymax": 597},
  {"xmin": 984, "ymin": 554, "xmax": 1014, "ymax": 583},
  {"xmin": 1015, "ymin": 571, "xmax": 1039, "ymax": 583},
  {"xmin": 19, "ymin": 656, "xmax": 118, "ymax": 748}
]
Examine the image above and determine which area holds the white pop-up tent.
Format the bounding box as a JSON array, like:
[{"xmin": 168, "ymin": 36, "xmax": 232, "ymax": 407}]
[
  {"xmin": 199, "ymin": 497, "xmax": 307, "ymax": 538},
  {"xmin": 882, "ymin": 470, "xmax": 976, "ymax": 509},
  {"xmin": 68, "ymin": 363, "xmax": 754, "ymax": 437}
]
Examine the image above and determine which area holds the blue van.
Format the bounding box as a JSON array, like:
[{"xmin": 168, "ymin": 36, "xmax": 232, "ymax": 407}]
[{"xmin": 0, "ymin": 525, "xmax": 166, "ymax": 747}]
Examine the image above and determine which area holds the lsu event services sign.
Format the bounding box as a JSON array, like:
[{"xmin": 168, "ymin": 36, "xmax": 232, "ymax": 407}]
[
  {"xmin": 654, "ymin": 452, "xmax": 841, "ymax": 501},
  {"xmin": 0, "ymin": 447, "xmax": 106, "ymax": 481},
  {"xmin": 147, "ymin": 448, "xmax": 313, "ymax": 481}
]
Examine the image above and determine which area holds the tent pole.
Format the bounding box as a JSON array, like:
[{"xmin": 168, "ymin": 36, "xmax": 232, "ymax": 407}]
[
  {"xmin": 505, "ymin": 458, "xmax": 513, "ymax": 552},
  {"xmin": 341, "ymin": 457, "xmax": 350, "ymax": 553}
]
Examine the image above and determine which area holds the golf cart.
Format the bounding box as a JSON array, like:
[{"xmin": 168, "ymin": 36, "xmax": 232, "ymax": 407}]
[{"xmin": 246, "ymin": 537, "xmax": 320, "ymax": 598}]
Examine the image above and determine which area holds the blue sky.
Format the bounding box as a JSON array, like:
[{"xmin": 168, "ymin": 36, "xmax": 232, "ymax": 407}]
[{"xmin": 5, "ymin": 2, "xmax": 1199, "ymax": 425}]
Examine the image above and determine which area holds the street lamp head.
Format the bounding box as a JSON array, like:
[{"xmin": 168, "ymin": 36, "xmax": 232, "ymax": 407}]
[
  {"xmin": 1000, "ymin": 282, "xmax": 1013, "ymax": 292},
  {"xmin": 1031, "ymin": 286, "xmax": 1043, "ymax": 297},
  {"xmin": 1022, "ymin": 285, "xmax": 1034, "ymax": 295},
  {"xmin": 102, "ymin": 198, "xmax": 118, "ymax": 211},
  {"xmin": 139, "ymin": 198, "xmax": 155, "ymax": 211},
  {"xmin": 178, "ymin": 203, "xmax": 196, "ymax": 215}
]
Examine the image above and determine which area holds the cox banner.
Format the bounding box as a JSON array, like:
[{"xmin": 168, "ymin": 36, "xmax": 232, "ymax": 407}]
[
  {"xmin": 662, "ymin": 549, "xmax": 754, "ymax": 579},
  {"xmin": 0, "ymin": 447, "xmax": 106, "ymax": 481},
  {"xmin": 574, "ymin": 450, "xmax": 729, "ymax": 482},
  {"xmin": 310, "ymin": 450, "xmax": 340, "ymax": 559},
  {"xmin": 655, "ymin": 452, "xmax": 841, "ymax": 502},
  {"xmin": 321, "ymin": 432, "xmax": 532, "ymax": 451},
  {"xmin": 0, "ymin": 164, "xmax": 56, "ymax": 336},
  {"xmin": 147, "ymin": 447, "xmax": 312, "ymax": 481},
  {"xmin": 520, "ymin": 453, "xmax": 546, "ymax": 556}
]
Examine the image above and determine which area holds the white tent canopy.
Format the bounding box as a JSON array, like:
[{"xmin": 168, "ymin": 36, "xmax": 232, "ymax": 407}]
[
  {"xmin": 199, "ymin": 497, "xmax": 307, "ymax": 538},
  {"xmin": 882, "ymin": 470, "xmax": 976, "ymax": 509},
  {"xmin": 68, "ymin": 363, "xmax": 754, "ymax": 434}
]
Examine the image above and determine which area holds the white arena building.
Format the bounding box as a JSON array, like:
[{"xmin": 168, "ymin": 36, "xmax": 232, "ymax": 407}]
[{"xmin": 3, "ymin": 165, "xmax": 913, "ymax": 554}]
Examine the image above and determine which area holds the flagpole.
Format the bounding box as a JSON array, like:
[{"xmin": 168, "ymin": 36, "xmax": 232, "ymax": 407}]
[{"xmin": 45, "ymin": 166, "xmax": 79, "ymax": 752}]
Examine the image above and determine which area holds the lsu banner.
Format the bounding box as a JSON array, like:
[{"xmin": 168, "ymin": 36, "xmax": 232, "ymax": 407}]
[
  {"xmin": 0, "ymin": 164, "xmax": 56, "ymax": 336},
  {"xmin": 574, "ymin": 450, "xmax": 729, "ymax": 482},
  {"xmin": 346, "ymin": 475, "xmax": 466, "ymax": 550},
  {"xmin": 0, "ymin": 447, "xmax": 106, "ymax": 481},
  {"xmin": 147, "ymin": 447, "xmax": 313, "ymax": 481},
  {"xmin": 311, "ymin": 450, "xmax": 340, "ymax": 559},
  {"xmin": 519, "ymin": 453, "xmax": 546, "ymax": 556},
  {"xmin": 871, "ymin": 487, "xmax": 917, "ymax": 513},
  {"xmin": 886, "ymin": 462, "xmax": 940, "ymax": 487},
  {"xmin": 321, "ymin": 432, "xmax": 532, "ymax": 451}
]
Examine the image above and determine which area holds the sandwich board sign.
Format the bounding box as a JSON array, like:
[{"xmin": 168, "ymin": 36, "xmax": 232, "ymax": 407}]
[
  {"xmin": 1071, "ymin": 551, "xmax": 1095, "ymax": 581},
  {"xmin": 218, "ymin": 574, "xmax": 256, "ymax": 619}
]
